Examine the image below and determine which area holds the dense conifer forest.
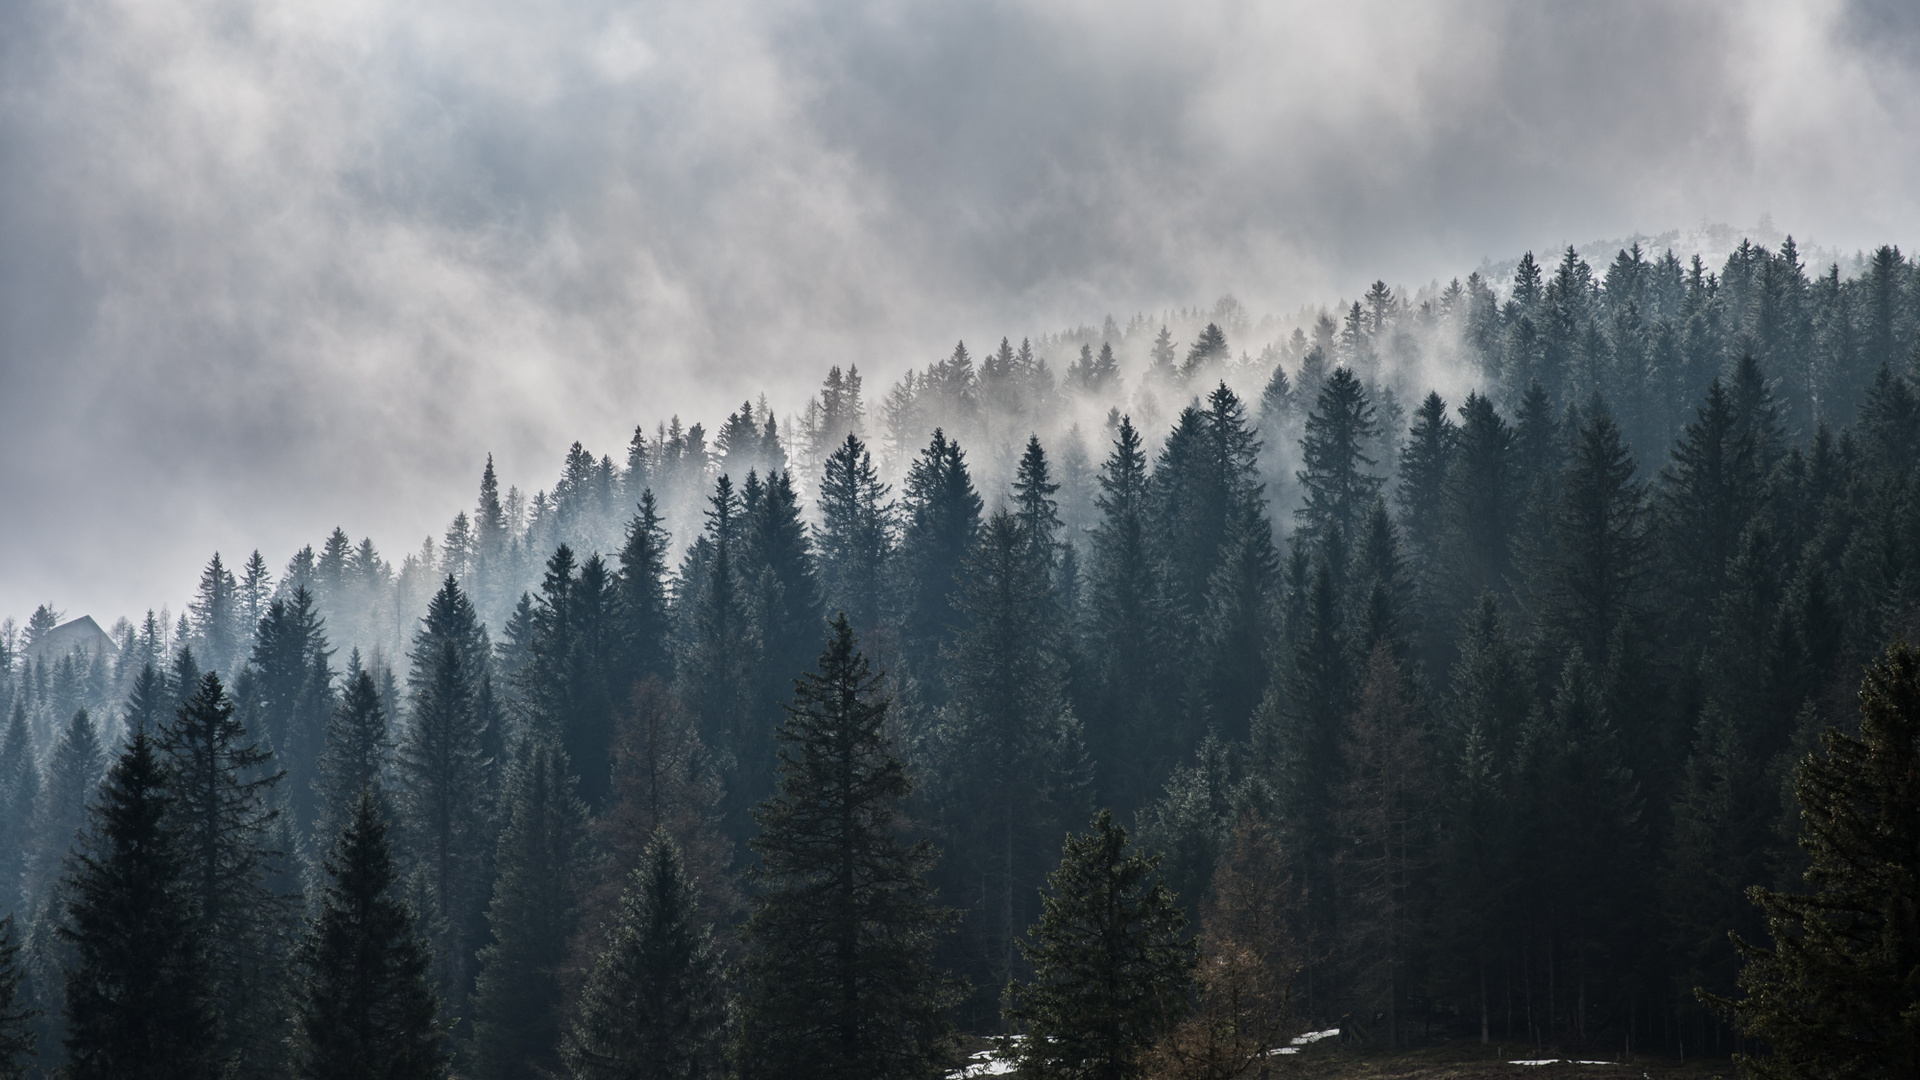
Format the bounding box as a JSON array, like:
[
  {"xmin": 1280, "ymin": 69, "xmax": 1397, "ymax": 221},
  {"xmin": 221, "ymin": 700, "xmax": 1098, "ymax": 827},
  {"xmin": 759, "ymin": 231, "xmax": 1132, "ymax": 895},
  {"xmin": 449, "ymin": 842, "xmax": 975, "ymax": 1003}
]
[{"xmin": 6, "ymin": 234, "xmax": 1920, "ymax": 1077}]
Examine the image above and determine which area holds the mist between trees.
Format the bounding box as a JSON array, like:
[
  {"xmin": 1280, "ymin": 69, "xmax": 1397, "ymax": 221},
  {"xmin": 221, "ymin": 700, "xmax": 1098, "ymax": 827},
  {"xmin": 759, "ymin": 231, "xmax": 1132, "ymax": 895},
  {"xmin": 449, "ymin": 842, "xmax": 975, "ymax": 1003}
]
[{"xmin": 4, "ymin": 231, "xmax": 1920, "ymax": 1077}]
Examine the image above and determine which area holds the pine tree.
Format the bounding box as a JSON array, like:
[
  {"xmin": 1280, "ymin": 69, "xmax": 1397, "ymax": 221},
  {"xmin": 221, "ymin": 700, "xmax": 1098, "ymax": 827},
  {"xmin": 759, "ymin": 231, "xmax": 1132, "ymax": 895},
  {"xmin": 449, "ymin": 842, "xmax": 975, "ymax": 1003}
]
[
  {"xmin": 562, "ymin": 829, "xmax": 727, "ymax": 1080},
  {"xmin": 398, "ymin": 633, "xmax": 491, "ymax": 1013},
  {"xmin": 243, "ymin": 588, "xmax": 334, "ymax": 837},
  {"xmin": 614, "ymin": 491, "xmax": 675, "ymax": 695},
  {"xmin": 0, "ymin": 704, "xmax": 36, "ymax": 913},
  {"xmin": 1083, "ymin": 417, "xmax": 1171, "ymax": 813},
  {"xmin": 932, "ymin": 514, "xmax": 1090, "ymax": 1019},
  {"xmin": 296, "ymin": 788, "xmax": 446, "ymax": 1080},
  {"xmin": 1182, "ymin": 323, "xmax": 1229, "ymax": 381},
  {"xmin": 734, "ymin": 616, "xmax": 960, "ymax": 1080},
  {"xmin": 1334, "ymin": 646, "xmax": 1433, "ymax": 1048},
  {"xmin": 1005, "ymin": 810, "xmax": 1194, "ymax": 1080},
  {"xmin": 1540, "ymin": 406, "xmax": 1650, "ymax": 665},
  {"xmin": 1296, "ymin": 367, "xmax": 1382, "ymax": 551},
  {"xmin": 472, "ymin": 738, "xmax": 588, "ymax": 1080},
  {"xmin": 739, "ymin": 469, "xmax": 824, "ymax": 820},
  {"xmin": 1436, "ymin": 393, "xmax": 1518, "ymax": 623},
  {"xmin": 1711, "ymin": 642, "xmax": 1920, "ymax": 1078},
  {"xmin": 814, "ymin": 434, "xmax": 893, "ymax": 637},
  {"xmin": 159, "ymin": 671, "xmax": 294, "ymax": 1079},
  {"xmin": 317, "ymin": 664, "xmax": 392, "ymax": 843},
  {"xmin": 895, "ymin": 429, "xmax": 983, "ymax": 687},
  {"xmin": 1396, "ymin": 391, "xmax": 1457, "ymax": 572},
  {"xmin": 674, "ymin": 476, "xmax": 761, "ymax": 839},
  {"xmin": 59, "ymin": 730, "xmax": 215, "ymax": 1080},
  {"xmin": 190, "ymin": 553, "xmax": 241, "ymax": 676},
  {"xmin": 0, "ymin": 915, "xmax": 35, "ymax": 1080},
  {"xmin": 28, "ymin": 710, "xmax": 105, "ymax": 907}
]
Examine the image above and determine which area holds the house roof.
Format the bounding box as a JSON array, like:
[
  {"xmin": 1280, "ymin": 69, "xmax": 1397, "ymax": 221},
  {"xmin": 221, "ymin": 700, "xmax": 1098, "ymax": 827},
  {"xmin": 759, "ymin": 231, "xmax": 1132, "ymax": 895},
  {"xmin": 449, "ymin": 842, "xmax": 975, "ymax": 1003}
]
[{"xmin": 25, "ymin": 616, "xmax": 119, "ymax": 662}]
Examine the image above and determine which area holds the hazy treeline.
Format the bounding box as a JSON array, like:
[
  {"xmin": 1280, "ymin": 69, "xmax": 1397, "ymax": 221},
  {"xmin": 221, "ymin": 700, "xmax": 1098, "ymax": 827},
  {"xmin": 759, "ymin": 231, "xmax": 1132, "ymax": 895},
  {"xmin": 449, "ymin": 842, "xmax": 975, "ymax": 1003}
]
[{"xmin": 4, "ymin": 233, "xmax": 1920, "ymax": 1074}]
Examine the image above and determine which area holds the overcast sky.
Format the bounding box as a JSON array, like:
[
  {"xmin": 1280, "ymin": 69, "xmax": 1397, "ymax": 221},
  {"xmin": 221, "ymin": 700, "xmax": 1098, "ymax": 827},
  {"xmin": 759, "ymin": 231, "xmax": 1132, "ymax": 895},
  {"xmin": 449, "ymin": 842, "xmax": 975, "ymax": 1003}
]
[{"xmin": 4, "ymin": 0, "xmax": 1920, "ymax": 624}]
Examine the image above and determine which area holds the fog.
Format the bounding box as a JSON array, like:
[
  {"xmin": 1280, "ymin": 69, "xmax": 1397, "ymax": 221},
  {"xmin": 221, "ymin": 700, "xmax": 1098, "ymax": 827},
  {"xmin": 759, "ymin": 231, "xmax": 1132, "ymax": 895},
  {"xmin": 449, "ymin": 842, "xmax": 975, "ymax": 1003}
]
[{"xmin": 3, "ymin": 0, "xmax": 1919, "ymax": 622}]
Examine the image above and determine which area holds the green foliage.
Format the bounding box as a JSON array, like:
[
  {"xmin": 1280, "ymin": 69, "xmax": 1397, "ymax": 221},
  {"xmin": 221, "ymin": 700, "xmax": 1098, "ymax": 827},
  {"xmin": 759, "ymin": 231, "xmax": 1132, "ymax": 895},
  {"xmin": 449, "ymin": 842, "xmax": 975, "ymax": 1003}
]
[
  {"xmin": 159, "ymin": 671, "xmax": 296, "ymax": 1079},
  {"xmin": 0, "ymin": 915, "xmax": 35, "ymax": 1080},
  {"xmin": 1004, "ymin": 810, "xmax": 1194, "ymax": 1080},
  {"xmin": 735, "ymin": 616, "xmax": 961, "ymax": 1080},
  {"xmin": 563, "ymin": 830, "xmax": 727, "ymax": 1080},
  {"xmin": 297, "ymin": 789, "xmax": 446, "ymax": 1080},
  {"xmin": 1712, "ymin": 643, "xmax": 1920, "ymax": 1078},
  {"xmin": 59, "ymin": 731, "xmax": 216, "ymax": 1080},
  {"xmin": 472, "ymin": 738, "xmax": 588, "ymax": 1080}
]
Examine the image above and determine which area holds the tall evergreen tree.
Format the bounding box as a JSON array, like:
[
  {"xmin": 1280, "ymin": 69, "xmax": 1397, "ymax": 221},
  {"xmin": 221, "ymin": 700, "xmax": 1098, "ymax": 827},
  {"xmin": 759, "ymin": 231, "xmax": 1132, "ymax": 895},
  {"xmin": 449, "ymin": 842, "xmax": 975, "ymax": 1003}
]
[
  {"xmin": 1082, "ymin": 417, "xmax": 1170, "ymax": 812},
  {"xmin": 398, "ymin": 632, "xmax": 492, "ymax": 1014},
  {"xmin": 472, "ymin": 738, "xmax": 588, "ymax": 1080},
  {"xmin": 814, "ymin": 435, "xmax": 893, "ymax": 637},
  {"xmin": 1004, "ymin": 810, "xmax": 1194, "ymax": 1080},
  {"xmin": 1539, "ymin": 406, "xmax": 1650, "ymax": 666},
  {"xmin": 0, "ymin": 704, "xmax": 36, "ymax": 913},
  {"xmin": 1712, "ymin": 642, "xmax": 1920, "ymax": 1078},
  {"xmin": 1296, "ymin": 367, "xmax": 1382, "ymax": 551},
  {"xmin": 614, "ymin": 492, "xmax": 675, "ymax": 692},
  {"xmin": 243, "ymin": 588, "xmax": 334, "ymax": 837},
  {"xmin": 159, "ymin": 672, "xmax": 294, "ymax": 1079},
  {"xmin": 735, "ymin": 616, "xmax": 960, "ymax": 1080},
  {"xmin": 27, "ymin": 710, "xmax": 105, "ymax": 907},
  {"xmin": 563, "ymin": 829, "xmax": 728, "ymax": 1080},
  {"xmin": 317, "ymin": 664, "xmax": 392, "ymax": 842},
  {"xmin": 0, "ymin": 915, "xmax": 34, "ymax": 1080},
  {"xmin": 739, "ymin": 469, "xmax": 824, "ymax": 819},
  {"xmin": 932, "ymin": 514, "xmax": 1090, "ymax": 1019},
  {"xmin": 895, "ymin": 429, "xmax": 983, "ymax": 688},
  {"xmin": 1397, "ymin": 391, "xmax": 1457, "ymax": 572},
  {"xmin": 59, "ymin": 731, "xmax": 215, "ymax": 1080},
  {"xmin": 675, "ymin": 477, "xmax": 761, "ymax": 839},
  {"xmin": 296, "ymin": 788, "xmax": 446, "ymax": 1080}
]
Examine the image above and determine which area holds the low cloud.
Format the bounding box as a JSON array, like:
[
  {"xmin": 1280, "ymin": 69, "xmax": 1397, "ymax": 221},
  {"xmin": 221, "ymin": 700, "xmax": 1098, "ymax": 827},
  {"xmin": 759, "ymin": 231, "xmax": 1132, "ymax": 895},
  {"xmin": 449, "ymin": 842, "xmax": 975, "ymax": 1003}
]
[{"xmin": 2, "ymin": 0, "xmax": 1917, "ymax": 621}]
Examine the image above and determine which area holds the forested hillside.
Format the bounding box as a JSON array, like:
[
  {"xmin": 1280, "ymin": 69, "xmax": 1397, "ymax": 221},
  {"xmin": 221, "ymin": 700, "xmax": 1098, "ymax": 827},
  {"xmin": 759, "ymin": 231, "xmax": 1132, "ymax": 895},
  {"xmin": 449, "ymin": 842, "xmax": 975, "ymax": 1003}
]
[{"xmin": 4, "ymin": 234, "xmax": 1919, "ymax": 1076}]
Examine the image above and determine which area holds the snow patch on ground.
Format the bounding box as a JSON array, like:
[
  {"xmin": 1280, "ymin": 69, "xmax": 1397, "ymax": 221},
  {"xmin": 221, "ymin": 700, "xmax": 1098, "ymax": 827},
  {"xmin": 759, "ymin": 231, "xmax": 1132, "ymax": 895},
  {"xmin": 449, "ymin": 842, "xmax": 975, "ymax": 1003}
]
[
  {"xmin": 1270, "ymin": 1028, "xmax": 1341, "ymax": 1055},
  {"xmin": 952, "ymin": 1039, "xmax": 1022, "ymax": 1078},
  {"xmin": 1508, "ymin": 1060, "xmax": 1619, "ymax": 1066}
]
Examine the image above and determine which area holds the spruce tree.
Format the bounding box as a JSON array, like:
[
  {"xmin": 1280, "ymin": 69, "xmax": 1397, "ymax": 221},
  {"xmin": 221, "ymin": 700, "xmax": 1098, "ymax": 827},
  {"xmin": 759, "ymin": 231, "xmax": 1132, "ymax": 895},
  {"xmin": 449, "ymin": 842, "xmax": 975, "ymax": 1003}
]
[
  {"xmin": 1083, "ymin": 417, "xmax": 1171, "ymax": 813},
  {"xmin": 1540, "ymin": 406, "xmax": 1650, "ymax": 665},
  {"xmin": 814, "ymin": 434, "xmax": 893, "ymax": 637},
  {"xmin": 1005, "ymin": 810, "xmax": 1194, "ymax": 1080},
  {"xmin": 615, "ymin": 491, "xmax": 676, "ymax": 692},
  {"xmin": 1397, "ymin": 390, "xmax": 1457, "ymax": 572},
  {"xmin": 471, "ymin": 738, "xmax": 588, "ymax": 1080},
  {"xmin": 317, "ymin": 664, "xmax": 392, "ymax": 842},
  {"xmin": 1436, "ymin": 393, "xmax": 1518, "ymax": 624},
  {"xmin": 932, "ymin": 514, "xmax": 1090, "ymax": 1018},
  {"xmin": 158, "ymin": 671, "xmax": 294, "ymax": 1079},
  {"xmin": 297, "ymin": 788, "xmax": 446, "ymax": 1080},
  {"xmin": 243, "ymin": 588, "xmax": 334, "ymax": 837},
  {"xmin": 0, "ymin": 915, "xmax": 34, "ymax": 1080},
  {"xmin": 674, "ymin": 476, "xmax": 761, "ymax": 839},
  {"xmin": 1712, "ymin": 642, "xmax": 1920, "ymax": 1078},
  {"xmin": 27, "ymin": 710, "xmax": 105, "ymax": 907},
  {"xmin": 0, "ymin": 704, "xmax": 36, "ymax": 913},
  {"xmin": 562, "ymin": 829, "xmax": 727, "ymax": 1080},
  {"xmin": 895, "ymin": 429, "xmax": 983, "ymax": 688},
  {"xmin": 734, "ymin": 616, "xmax": 960, "ymax": 1080},
  {"xmin": 59, "ymin": 730, "xmax": 215, "ymax": 1080},
  {"xmin": 740, "ymin": 469, "xmax": 824, "ymax": 819},
  {"xmin": 397, "ymin": 634, "xmax": 491, "ymax": 1013},
  {"xmin": 1295, "ymin": 367, "xmax": 1382, "ymax": 551}
]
